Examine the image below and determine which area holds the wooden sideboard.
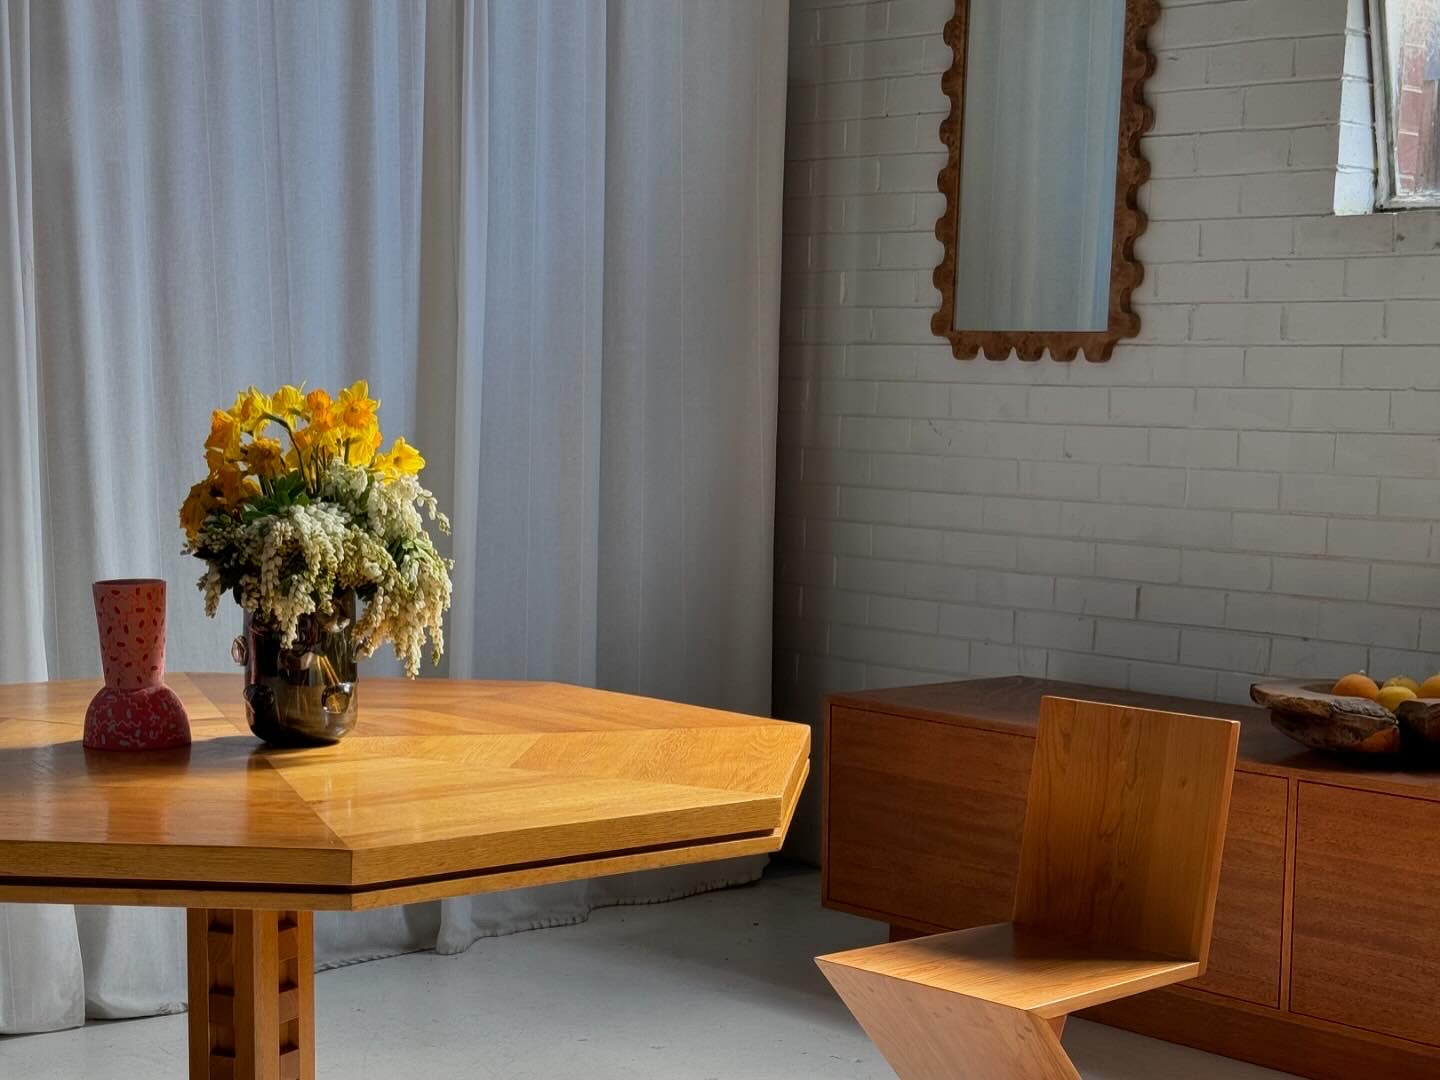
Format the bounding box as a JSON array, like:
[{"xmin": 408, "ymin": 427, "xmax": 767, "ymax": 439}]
[{"xmin": 822, "ymin": 677, "xmax": 1440, "ymax": 1080}]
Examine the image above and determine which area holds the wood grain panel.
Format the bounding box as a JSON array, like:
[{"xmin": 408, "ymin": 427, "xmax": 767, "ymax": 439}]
[
  {"xmin": 187, "ymin": 908, "xmax": 314, "ymax": 1080},
  {"xmin": 0, "ymin": 675, "xmax": 807, "ymax": 905},
  {"xmin": 1292, "ymin": 782, "xmax": 1440, "ymax": 1046},
  {"xmin": 822, "ymin": 677, "xmax": 1440, "ymax": 1080},
  {"xmin": 823, "ymin": 922, "xmax": 1197, "ymax": 1018},
  {"xmin": 1014, "ymin": 698, "xmax": 1239, "ymax": 964},
  {"xmin": 1190, "ymin": 771, "xmax": 1287, "ymax": 1006},
  {"xmin": 820, "ymin": 955, "xmax": 1081, "ymax": 1079},
  {"xmin": 0, "ymin": 794, "xmax": 807, "ymax": 912},
  {"xmin": 820, "ymin": 698, "xmax": 1235, "ymax": 1079},
  {"xmin": 825, "ymin": 706, "xmax": 1032, "ymax": 930},
  {"xmin": 1085, "ymin": 985, "xmax": 1440, "ymax": 1080},
  {"xmin": 831, "ymin": 676, "xmax": 1440, "ymax": 802},
  {"xmin": 875, "ymin": 774, "xmax": 1288, "ymax": 1009},
  {"xmin": 188, "ymin": 674, "xmax": 784, "ymax": 736},
  {"xmin": 0, "ymin": 673, "xmax": 224, "ymax": 724}
]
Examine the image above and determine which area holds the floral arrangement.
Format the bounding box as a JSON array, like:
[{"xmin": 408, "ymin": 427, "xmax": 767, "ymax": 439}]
[{"xmin": 180, "ymin": 381, "xmax": 452, "ymax": 677}]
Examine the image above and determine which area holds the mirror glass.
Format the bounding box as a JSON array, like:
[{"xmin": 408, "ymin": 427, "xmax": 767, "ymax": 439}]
[{"xmin": 951, "ymin": 0, "xmax": 1127, "ymax": 333}]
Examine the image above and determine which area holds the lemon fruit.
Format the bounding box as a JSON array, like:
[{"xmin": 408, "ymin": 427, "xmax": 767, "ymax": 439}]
[
  {"xmin": 1377, "ymin": 685, "xmax": 1417, "ymax": 712},
  {"xmin": 1384, "ymin": 675, "xmax": 1422, "ymax": 694},
  {"xmin": 1331, "ymin": 672, "xmax": 1380, "ymax": 700}
]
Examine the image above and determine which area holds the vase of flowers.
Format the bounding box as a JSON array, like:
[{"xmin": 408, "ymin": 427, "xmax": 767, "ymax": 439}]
[{"xmin": 180, "ymin": 381, "xmax": 452, "ymax": 746}]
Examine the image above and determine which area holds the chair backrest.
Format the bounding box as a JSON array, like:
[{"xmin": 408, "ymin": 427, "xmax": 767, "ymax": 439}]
[{"xmin": 1012, "ymin": 696, "xmax": 1240, "ymax": 965}]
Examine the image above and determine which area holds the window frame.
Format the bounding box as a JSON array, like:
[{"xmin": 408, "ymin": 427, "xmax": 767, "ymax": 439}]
[{"xmin": 1368, "ymin": 0, "xmax": 1440, "ymax": 209}]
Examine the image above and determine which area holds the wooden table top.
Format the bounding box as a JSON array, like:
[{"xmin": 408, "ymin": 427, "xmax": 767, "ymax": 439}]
[
  {"xmin": 832, "ymin": 675, "xmax": 1440, "ymax": 800},
  {"xmin": 0, "ymin": 674, "xmax": 808, "ymax": 911}
]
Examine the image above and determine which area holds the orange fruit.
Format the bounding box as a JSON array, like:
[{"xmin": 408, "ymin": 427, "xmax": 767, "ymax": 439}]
[
  {"xmin": 1377, "ymin": 685, "xmax": 1417, "ymax": 712},
  {"xmin": 1331, "ymin": 672, "xmax": 1380, "ymax": 700},
  {"xmin": 1419, "ymin": 675, "xmax": 1440, "ymax": 699}
]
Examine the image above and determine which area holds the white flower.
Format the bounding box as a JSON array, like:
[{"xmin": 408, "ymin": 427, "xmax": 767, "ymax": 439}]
[{"xmin": 189, "ymin": 461, "xmax": 453, "ymax": 676}]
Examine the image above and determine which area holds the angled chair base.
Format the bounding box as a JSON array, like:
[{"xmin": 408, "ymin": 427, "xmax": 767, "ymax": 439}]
[
  {"xmin": 818, "ymin": 923, "xmax": 1200, "ymax": 1080},
  {"xmin": 816, "ymin": 696, "xmax": 1239, "ymax": 1080},
  {"xmin": 820, "ymin": 961, "xmax": 1077, "ymax": 1080}
]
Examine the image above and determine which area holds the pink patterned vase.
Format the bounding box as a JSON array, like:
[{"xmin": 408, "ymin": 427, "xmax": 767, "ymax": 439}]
[{"xmin": 83, "ymin": 579, "xmax": 191, "ymax": 750}]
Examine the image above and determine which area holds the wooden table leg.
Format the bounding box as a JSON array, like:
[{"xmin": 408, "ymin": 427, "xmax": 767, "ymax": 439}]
[{"xmin": 186, "ymin": 908, "xmax": 315, "ymax": 1080}]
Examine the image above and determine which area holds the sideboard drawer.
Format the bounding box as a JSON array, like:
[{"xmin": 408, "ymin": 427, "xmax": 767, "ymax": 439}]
[
  {"xmin": 824, "ymin": 706, "xmax": 1032, "ymax": 930},
  {"xmin": 1190, "ymin": 771, "xmax": 1287, "ymax": 1006},
  {"xmin": 1292, "ymin": 782, "xmax": 1440, "ymax": 1046}
]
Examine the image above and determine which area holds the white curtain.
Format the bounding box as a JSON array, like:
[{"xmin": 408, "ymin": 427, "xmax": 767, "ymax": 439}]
[
  {"xmin": 952, "ymin": 0, "xmax": 1125, "ymax": 331},
  {"xmin": 0, "ymin": 0, "xmax": 787, "ymax": 1034}
]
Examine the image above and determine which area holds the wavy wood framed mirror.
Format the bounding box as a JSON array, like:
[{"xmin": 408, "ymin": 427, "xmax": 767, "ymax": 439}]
[{"xmin": 931, "ymin": 0, "xmax": 1159, "ymax": 363}]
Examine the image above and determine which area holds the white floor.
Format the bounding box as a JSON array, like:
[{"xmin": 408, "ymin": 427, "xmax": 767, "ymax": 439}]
[{"xmin": 1, "ymin": 867, "xmax": 1297, "ymax": 1079}]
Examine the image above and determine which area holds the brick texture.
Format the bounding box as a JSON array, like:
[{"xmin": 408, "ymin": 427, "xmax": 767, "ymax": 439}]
[{"xmin": 778, "ymin": 0, "xmax": 1440, "ymax": 853}]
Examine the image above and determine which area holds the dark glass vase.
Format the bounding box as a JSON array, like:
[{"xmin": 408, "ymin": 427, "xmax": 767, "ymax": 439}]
[{"xmin": 233, "ymin": 593, "xmax": 359, "ymax": 747}]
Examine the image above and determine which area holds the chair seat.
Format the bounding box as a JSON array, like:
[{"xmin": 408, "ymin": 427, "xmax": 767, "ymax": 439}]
[{"xmin": 816, "ymin": 922, "xmax": 1199, "ymax": 1019}]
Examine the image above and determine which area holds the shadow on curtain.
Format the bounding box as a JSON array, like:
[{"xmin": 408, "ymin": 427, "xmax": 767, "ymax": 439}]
[{"xmin": 0, "ymin": 0, "xmax": 787, "ymax": 1033}]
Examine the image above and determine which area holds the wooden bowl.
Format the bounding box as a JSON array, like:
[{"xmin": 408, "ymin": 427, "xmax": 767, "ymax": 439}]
[
  {"xmin": 1396, "ymin": 697, "xmax": 1440, "ymax": 754},
  {"xmin": 1250, "ymin": 680, "xmax": 1401, "ymax": 754}
]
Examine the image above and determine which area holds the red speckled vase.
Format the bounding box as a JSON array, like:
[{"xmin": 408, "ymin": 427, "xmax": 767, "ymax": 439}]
[{"xmin": 83, "ymin": 578, "xmax": 191, "ymax": 750}]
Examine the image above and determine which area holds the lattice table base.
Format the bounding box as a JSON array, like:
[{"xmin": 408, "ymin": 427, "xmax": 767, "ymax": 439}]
[{"xmin": 186, "ymin": 909, "xmax": 315, "ymax": 1080}]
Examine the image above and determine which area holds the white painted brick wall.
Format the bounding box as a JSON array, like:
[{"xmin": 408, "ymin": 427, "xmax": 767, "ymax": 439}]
[{"xmin": 778, "ymin": 0, "xmax": 1440, "ymax": 853}]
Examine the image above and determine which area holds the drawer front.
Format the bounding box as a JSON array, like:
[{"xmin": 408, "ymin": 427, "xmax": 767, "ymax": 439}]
[
  {"xmin": 1292, "ymin": 782, "xmax": 1440, "ymax": 1045},
  {"xmin": 824, "ymin": 707, "xmax": 1032, "ymax": 930},
  {"xmin": 1190, "ymin": 771, "xmax": 1287, "ymax": 1006}
]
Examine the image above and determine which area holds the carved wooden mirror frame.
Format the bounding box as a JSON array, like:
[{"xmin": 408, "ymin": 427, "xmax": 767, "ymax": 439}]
[{"xmin": 931, "ymin": 0, "xmax": 1160, "ymax": 363}]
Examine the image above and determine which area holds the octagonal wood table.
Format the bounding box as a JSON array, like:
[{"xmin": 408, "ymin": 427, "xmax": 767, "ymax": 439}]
[{"xmin": 0, "ymin": 673, "xmax": 809, "ymax": 1079}]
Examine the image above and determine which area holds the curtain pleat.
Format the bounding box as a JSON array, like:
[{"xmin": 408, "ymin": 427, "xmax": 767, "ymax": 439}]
[
  {"xmin": 0, "ymin": 0, "xmax": 788, "ymax": 1034},
  {"xmin": 0, "ymin": 0, "xmax": 46, "ymax": 682},
  {"xmin": 599, "ymin": 2, "xmax": 785, "ymax": 716}
]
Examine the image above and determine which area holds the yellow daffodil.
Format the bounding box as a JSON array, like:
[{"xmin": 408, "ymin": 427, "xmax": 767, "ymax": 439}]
[
  {"xmin": 304, "ymin": 389, "xmax": 343, "ymax": 452},
  {"xmin": 241, "ymin": 436, "xmax": 287, "ymax": 479},
  {"xmin": 291, "ymin": 423, "xmax": 318, "ymax": 457},
  {"xmin": 179, "ymin": 461, "xmax": 260, "ymax": 539},
  {"xmin": 305, "ymin": 388, "xmax": 334, "ymax": 425},
  {"xmin": 195, "ymin": 384, "xmax": 425, "ymax": 511},
  {"xmin": 183, "ymin": 381, "xmax": 453, "ymax": 678},
  {"xmin": 289, "ymin": 387, "xmax": 340, "ymax": 468},
  {"xmin": 270, "ymin": 384, "xmax": 307, "ymax": 421},
  {"xmin": 289, "ymin": 420, "xmax": 334, "ymax": 465},
  {"xmin": 374, "ymin": 436, "xmax": 425, "ymax": 480},
  {"xmin": 229, "ymin": 386, "xmax": 272, "ymax": 434},
  {"xmin": 337, "ymin": 378, "xmax": 380, "ymax": 433},
  {"xmin": 348, "ymin": 426, "xmax": 383, "ymax": 467},
  {"xmin": 204, "ymin": 409, "xmax": 243, "ymax": 471},
  {"xmin": 179, "ymin": 479, "xmax": 222, "ymax": 540},
  {"xmin": 212, "ymin": 463, "xmax": 261, "ymax": 506}
]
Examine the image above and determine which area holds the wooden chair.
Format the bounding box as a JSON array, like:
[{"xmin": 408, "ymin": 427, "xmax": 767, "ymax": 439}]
[{"xmin": 816, "ymin": 695, "xmax": 1240, "ymax": 1080}]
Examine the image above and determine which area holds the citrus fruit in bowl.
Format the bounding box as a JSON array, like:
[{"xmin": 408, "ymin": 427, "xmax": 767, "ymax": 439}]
[
  {"xmin": 1377, "ymin": 685, "xmax": 1418, "ymax": 712},
  {"xmin": 1330, "ymin": 672, "xmax": 1379, "ymax": 700}
]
